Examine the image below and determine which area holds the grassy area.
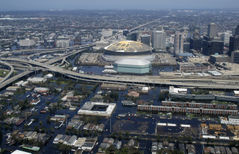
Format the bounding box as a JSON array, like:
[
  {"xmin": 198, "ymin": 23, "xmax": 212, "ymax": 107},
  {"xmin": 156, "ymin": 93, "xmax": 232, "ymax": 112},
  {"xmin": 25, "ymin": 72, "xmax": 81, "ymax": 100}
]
[
  {"xmin": 211, "ymin": 100, "xmax": 234, "ymax": 105},
  {"xmin": 0, "ymin": 69, "xmax": 9, "ymax": 77}
]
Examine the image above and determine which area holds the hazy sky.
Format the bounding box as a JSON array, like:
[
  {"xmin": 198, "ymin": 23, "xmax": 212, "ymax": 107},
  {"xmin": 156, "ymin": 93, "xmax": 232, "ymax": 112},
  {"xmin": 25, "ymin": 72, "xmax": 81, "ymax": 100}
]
[{"xmin": 0, "ymin": 0, "xmax": 239, "ymax": 11}]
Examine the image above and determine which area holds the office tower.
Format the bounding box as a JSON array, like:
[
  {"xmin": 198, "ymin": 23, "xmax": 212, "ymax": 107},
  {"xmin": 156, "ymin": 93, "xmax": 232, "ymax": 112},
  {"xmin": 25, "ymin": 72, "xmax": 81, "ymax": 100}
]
[
  {"xmin": 183, "ymin": 42, "xmax": 190, "ymax": 52},
  {"xmin": 190, "ymin": 38, "xmax": 202, "ymax": 51},
  {"xmin": 123, "ymin": 29, "xmax": 129, "ymax": 36},
  {"xmin": 221, "ymin": 31, "xmax": 232, "ymax": 45},
  {"xmin": 127, "ymin": 32, "xmax": 138, "ymax": 41},
  {"xmin": 140, "ymin": 34, "xmax": 151, "ymax": 46},
  {"xmin": 208, "ymin": 23, "xmax": 217, "ymax": 39},
  {"xmin": 152, "ymin": 30, "xmax": 166, "ymax": 51},
  {"xmin": 174, "ymin": 32, "xmax": 184, "ymax": 55},
  {"xmin": 190, "ymin": 32, "xmax": 202, "ymax": 51},
  {"xmin": 229, "ymin": 35, "xmax": 239, "ymax": 56},
  {"xmin": 74, "ymin": 35, "xmax": 81, "ymax": 45},
  {"xmin": 229, "ymin": 26, "xmax": 239, "ymax": 56},
  {"xmin": 235, "ymin": 25, "xmax": 239, "ymax": 35},
  {"xmin": 202, "ymin": 40, "xmax": 224, "ymax": 56}
]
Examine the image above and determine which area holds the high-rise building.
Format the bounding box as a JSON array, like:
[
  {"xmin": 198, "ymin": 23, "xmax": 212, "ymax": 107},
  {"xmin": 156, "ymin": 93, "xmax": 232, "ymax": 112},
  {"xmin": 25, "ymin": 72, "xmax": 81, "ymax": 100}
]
[
  {"xmin": 229, "ymin": 35, "xmax": 239, "ymax": 56},
  {"xmin": 183, "ymin": 42, "xmax": 190, "ymax": 52},
  {"xmin": 74, "ymin": 35, "xmax": 81, "ymax": 45},
  {"xmin": 152, "ymin": 30, "xmax": 166, "ymax": 51},
  {"xmin": 174, "ymin": 32, "xmax": 184, "ymax": 55},
  {"xmin": 127, "ymin": 32, "xmax": 138, "ymax": 41},
  {"xmin": 202, "ymin": 39, "xmax": 224, "ymax": 56},
  {"xmin": 140, "ymin": 34, "xmax": 151, "ymax": 46},
  {"xmin": 235, "ymin": 25, "xmax": 239, "ymax": 35},
  {"xmin": 208, "ymin": 23, "xmax": 217, "ymax": 39},
  {"xmin": 220, "ymin": 31, "xmax": 232, "ymax": 45},
  {"xmin": 190, "ymin": 31, "xmax": 202, "ymax": 51}
]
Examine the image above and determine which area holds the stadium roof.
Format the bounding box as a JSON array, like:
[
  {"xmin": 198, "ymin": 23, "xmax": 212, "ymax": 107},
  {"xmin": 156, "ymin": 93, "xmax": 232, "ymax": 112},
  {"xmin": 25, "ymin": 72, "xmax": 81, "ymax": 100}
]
[{"xmin": 105, "ymin": 40, "xmax": 152, "ymax": 53}]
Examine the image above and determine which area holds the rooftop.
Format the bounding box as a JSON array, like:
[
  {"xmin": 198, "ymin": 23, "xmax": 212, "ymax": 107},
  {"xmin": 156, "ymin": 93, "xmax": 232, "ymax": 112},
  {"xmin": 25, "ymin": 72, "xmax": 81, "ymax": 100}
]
[
  {"xmin": 115, "ymin": 58, "xmax": 151, "ymax": 66},
  {"xmin": 105, "ymin": 40, "xmax": 152, "ymax": 53},
  {"xmin": 78, "ymin": 102, "xmax": 116, "ymax": 117}
]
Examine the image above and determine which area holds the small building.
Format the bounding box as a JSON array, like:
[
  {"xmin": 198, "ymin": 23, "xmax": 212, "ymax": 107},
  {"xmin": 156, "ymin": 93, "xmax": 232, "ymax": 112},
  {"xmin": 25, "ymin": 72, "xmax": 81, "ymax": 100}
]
[
  {"xmin": 77, "ymin": 102, "xmax": 116, "ymax": 117},
  {"xmin": 169, "ymin": 86, "xmax": 187, "ymax": 94},
  {"xmin": 34, "ymin": 87, "xmax": 49, "ymax": 94},
  {"xmin": 127, "ymin": 91, "xmax": 140, "ymax": 98},
  {"xmin": 208, "ymin": 70, "xmax": 222, "ymax": 76},
  {"xmin": 233, "ymin": 90, "xmax": 239, "ymax": 96},
  {"xmin": 209, "ymin": 54, "xmax": 230, "ymax": 63},
  {"xmin": 231, "ymin": 50, "xmax": 239, "ymax": 64},
  {"xmin": 27, "ymin": 77, "xmax": 47, "ymax": 84}
]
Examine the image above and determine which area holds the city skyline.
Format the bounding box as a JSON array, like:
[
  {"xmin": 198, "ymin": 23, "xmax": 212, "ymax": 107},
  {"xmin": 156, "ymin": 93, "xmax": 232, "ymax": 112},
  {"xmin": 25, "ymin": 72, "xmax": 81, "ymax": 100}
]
[{"xmin": 0, "ymin": 0, "xmax": 239, "ymax": 11}]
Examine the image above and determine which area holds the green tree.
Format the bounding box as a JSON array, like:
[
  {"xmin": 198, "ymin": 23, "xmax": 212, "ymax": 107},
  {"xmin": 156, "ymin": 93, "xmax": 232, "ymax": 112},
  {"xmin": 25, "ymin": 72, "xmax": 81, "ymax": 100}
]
[{"xmin": 0, "ymin": 129, "xmax": 2, "ymax": 145}]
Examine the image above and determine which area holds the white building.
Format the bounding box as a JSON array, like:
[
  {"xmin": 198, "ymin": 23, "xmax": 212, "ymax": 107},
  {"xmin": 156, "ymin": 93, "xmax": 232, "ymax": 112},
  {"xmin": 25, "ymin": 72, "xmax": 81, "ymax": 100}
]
[
  {"xmin": 18, "ymin": 39, "xmax": 35, "ymax": 47},
  {"xmin": 220, "ymin": 116, "xmax": 239, "ymax": 125},
  {"xmin": 169, "ymin": 86, "xmax": 187, "ymax": 94},
  {"xmin": 56, "ymin": 39, "xmax": 70, "ymax": 48},
  {"xmin": 174, "ymin": 32, "xmax": 184, "ymax": 55},
  {"xmin": 152, "ymin": 31, "xmax": 166, "ymax": 51},
  {"xmin": 27, "ymin": 77, "xmax": 47, "ymax": 84},
  {"xmin": 208, "ymin": 23, "xmax": 217, "ymax": 39},
  {"xmin": 220, "ymin": 31, "xmax": 232, "ymax": 45}
]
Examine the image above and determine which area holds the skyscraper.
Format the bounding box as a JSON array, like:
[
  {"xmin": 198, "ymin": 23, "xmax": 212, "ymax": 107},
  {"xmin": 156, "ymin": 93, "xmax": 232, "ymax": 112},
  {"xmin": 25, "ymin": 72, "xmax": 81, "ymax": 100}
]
[
  {"xmin": 229, "ymin": 35, "xmax": 239, "ymax": 56},
  {"xmin": 152, "ymin": 30, "xmax": 166, "ymax": 51},
  {"xmin": 140, "ymin": 34, "xmax": 151, "ymax": 46},
  {"xmin": 221, "ymin": 31, "xmax": 232, "ymax": 45},
  {"xmin": 208, "ymin": 23, "xmax": 217, "ymax": 39},
  {"xmin": 202, "ymin": 39, "xmax": 224, "ymax": 56},
  {"xmin": 190, "ymin": 31, "xmax": 202, "ymax": 51},
  {"xmin": 174, "ymin": 32, "xmax": 184, "ymax": 55},
  {"xmin": 235, "ymin": 25, "xmax": 239, "ymax": 35}
]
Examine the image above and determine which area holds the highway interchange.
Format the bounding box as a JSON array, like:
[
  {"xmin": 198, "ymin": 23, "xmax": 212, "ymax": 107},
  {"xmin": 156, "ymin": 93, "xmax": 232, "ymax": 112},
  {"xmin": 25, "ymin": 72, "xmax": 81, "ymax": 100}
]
[{"xmin": 0, "ymin": 44, "xmax": 239, "ymax": 90}]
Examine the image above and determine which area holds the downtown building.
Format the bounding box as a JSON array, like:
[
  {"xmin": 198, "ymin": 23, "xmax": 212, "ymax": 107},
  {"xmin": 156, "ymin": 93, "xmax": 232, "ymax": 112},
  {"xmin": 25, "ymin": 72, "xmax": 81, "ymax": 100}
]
[
  {"xmin": 202, "ymin": 39, "xmax": 224, "ymax": 56},
  {"xmin": 174, "ymin": 32, "xmax": 184, "ymax": 55},
  {"xmin": 208, "ymin": 23, "xmax": 217, "ymax": 39},
  {"xmin": 152, "ymin": 30, "xmax": 166, "ymax": 51},
  {"xmin": 140, "ymin": 34, "xmax": 151, "ymax": 46}
]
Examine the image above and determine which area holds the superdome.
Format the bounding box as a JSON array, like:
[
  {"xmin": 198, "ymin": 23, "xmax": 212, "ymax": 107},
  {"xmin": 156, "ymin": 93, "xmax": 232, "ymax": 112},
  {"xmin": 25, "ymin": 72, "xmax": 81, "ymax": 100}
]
[
  {"xmin": 114, "ymin": 58, "xmax": 151, "ymax": 74},
  {"xmin": 115, "ymin": 58, "xmax": 150, "ymax": 66},
  {"xmin": 102, "ymin": 40, "xmax": 154, "ymax": 63},
  {"xmin": 104, "ymin": 40, "xmax": 152, "ymax": 53}
]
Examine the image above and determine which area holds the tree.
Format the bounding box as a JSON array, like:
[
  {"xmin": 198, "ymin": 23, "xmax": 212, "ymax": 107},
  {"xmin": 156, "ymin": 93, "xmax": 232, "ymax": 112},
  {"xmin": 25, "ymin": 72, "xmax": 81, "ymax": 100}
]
[{"xmin": 0, "ymin": 129, "xmax": 2, "ymax": 145}]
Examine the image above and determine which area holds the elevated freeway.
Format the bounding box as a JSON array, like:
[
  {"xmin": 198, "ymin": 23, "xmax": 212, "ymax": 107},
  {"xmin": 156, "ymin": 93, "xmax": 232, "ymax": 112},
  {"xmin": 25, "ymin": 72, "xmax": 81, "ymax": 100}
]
[
  {"xmin": 0, "ymin": 45, "xmax": 93, "ymax": 90},
  {"xmin": 128, "ymin": 18, "xmax": 160, "ymax": 33},
  {"xmin": 3, "ymin": 57, "xmax": 239, "ymax": 90},
  {"xmin": 0, "ymin": 61, "xmax": 14, "ymax": 83}
]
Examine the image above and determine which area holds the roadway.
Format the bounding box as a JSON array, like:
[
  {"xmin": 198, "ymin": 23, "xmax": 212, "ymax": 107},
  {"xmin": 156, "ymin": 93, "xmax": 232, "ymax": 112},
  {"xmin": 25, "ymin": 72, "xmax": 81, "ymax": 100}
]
[
  {"xmin": 3, "ymin": 57, "xmax": 239, "ymax": 90},
  {"xmin": 0, "ymin": 45, "xmax": 93, "ymax": 90},
  {"xmin": 0, "ymin": 61, "xmax": 14, "ymax": 83}
]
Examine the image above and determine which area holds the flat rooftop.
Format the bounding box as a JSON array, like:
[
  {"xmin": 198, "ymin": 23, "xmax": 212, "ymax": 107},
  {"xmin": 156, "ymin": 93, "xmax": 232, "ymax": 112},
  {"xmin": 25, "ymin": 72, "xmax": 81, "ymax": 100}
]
[{"xmin": 78, "ymin": 102, "xmax": 116, "ymax": 117}]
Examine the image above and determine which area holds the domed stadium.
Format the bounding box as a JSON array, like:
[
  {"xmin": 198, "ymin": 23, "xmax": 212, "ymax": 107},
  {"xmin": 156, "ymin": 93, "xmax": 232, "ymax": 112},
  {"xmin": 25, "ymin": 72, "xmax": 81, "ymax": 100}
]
[
  {"xmin": 114, "ymin": 58, "xmax": 151, "ymax": 74},
  {"xmin": 105, "ymin": 40, "xmax": 152, "ymax": 54},
  {"xmin": 102, "ymin": 40, "xmax": 154, "ymax": 62}
]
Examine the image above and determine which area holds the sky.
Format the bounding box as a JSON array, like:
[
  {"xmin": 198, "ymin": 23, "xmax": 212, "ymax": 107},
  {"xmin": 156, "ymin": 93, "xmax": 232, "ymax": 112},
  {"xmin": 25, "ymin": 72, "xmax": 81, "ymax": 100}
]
[{"xmin": 0, "ymin": 0, "xmax": 239, "ymax": 11}]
